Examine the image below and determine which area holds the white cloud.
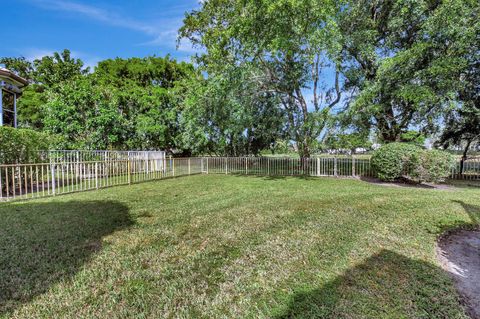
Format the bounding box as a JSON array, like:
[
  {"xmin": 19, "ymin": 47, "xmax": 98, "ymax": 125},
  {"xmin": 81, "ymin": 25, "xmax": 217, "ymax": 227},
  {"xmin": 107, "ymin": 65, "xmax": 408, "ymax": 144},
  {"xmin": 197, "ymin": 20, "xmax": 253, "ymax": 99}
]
[
  {"xmin": 25, "ymin": 0, "xmax": 202, "ymax": 56},
  {"xmin": 142, "ymin": 30, "xmax": 198, "ymax": 53},
  {"xmin": 142, "ymin": 29, "xmax": 179, "ymax": 46},
  {"xmin": 28, "ymin": 0, "xmax": 189, "ymax": 43},
  {"xmin": 30, "ymin": 0, "xmax": 158, "ymax": 35}
]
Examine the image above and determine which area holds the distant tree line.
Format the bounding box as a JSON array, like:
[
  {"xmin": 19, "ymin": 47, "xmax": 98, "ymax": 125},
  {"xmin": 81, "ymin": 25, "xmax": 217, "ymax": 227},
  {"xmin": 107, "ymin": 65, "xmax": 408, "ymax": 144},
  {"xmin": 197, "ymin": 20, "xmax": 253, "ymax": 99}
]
[{"xmin": 1, "ymin": 0, "xmax": 478, "ymax": 158}]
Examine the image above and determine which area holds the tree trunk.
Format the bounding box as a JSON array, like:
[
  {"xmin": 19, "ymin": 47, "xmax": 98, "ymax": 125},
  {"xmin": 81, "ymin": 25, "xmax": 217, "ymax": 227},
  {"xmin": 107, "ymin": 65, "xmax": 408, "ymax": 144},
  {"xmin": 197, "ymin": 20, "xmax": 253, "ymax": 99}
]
[
  {"xmin": 297, "ymin": 138, "xmax": 311, "ymax": 175},
  {"xmin": 460, "ymin": 140, "xmax": 472, "ymax": 174}
]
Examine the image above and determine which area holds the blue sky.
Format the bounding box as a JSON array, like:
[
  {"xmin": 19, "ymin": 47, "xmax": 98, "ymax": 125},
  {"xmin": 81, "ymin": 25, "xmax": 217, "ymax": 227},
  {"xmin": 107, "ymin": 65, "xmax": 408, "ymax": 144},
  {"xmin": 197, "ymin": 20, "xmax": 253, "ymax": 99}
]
[{"xmin": 1, "ymin": 0, "xmax": 202, "ymax": 68}]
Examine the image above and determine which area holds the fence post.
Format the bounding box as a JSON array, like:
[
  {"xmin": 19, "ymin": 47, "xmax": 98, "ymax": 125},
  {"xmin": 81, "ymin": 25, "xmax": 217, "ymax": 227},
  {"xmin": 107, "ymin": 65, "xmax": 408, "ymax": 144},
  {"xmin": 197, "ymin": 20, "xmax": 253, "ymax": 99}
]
[
  {"xmin": 368, "ymin": 158, "xmax": 372, "ymax": 177},
  {"xmin": 104, "ymin": 151, "xmax": 108, "ymax": 178},
  {"xmin": 188, "ymin": 158, "xmax": 191, "ymax": 175},
  {"xmin": 245, "ymin": 157, "xmax": 248, "ymax": 175},
  {"xmin": 352, "ymin": 156, "xmax": 356, "ymax": 177},
  {"xmin": 334, "ymin": 157, "xmax": 338, "ymax": 177},
  {"xmin": 206, "ymin": 157, "xmax": 209, "ymax": 174},
  {"xmin": 173, "ymin": 158, "xmax": 175, "ymax": 177},
  {"xmin": 225, "ymin": 158, "xmax": 228, "ymax": 175},
  {"xmin": 51, "ymin": 164, "xmax": 56, "ymax": 195},
  {"xmin": 95, "ymin": 162, "xmax": 99, "ymax": 189},
  {"xmin": 127, "ymin": 160, "xmax": 131, "ymax": 184},
  {"xmin": 145, "ymin": 152, "xmax": 149, "ymax": 175}
]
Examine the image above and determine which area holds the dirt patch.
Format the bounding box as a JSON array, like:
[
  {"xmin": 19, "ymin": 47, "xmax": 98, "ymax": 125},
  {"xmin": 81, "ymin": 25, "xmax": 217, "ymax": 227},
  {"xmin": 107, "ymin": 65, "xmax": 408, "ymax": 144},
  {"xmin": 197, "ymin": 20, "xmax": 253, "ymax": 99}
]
[
  {"xmin": 437, "ymin": 229, "xmax": 480, "ymax": 319},
  {"xmin": 359, "ymin": 176, "xmax": 455, "ymax": 190}
]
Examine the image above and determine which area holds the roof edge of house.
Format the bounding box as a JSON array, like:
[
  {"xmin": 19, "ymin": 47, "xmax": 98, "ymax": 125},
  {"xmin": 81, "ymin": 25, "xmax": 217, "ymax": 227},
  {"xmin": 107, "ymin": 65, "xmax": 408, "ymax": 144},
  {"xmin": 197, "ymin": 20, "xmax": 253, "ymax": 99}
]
[{"xmin": 0, "ymin": 68, "xmax": 29, "ymax": 87}]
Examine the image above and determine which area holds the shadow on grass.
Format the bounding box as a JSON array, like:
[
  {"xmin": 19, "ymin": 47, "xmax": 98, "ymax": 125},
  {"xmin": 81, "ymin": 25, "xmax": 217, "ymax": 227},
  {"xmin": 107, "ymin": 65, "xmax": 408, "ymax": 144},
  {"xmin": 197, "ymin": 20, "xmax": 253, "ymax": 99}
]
[
  {"xmin": 276, "ymin": 250, "xmax": 465, "ymax": 319},
  {"xmin": 435, "ymin": 201, "xmax": 480, "ymax": 235},
  {"xmin": 446, "ymin": 180, "xmax": 480, "ymax": 189},
  {"xmin": 225, "ymin": 173, "xmax": 334, "ymax": 181},
  {"xmin": 358, "ymin": 176, "xmax": 439, "ymax": 189},
  {"xmin": 0, "ymin": 200, "xmax": 133, "ymax": 315},
  {"xmin": 453, "ymin": 200, "xmax": 480, "ymax": 225}
]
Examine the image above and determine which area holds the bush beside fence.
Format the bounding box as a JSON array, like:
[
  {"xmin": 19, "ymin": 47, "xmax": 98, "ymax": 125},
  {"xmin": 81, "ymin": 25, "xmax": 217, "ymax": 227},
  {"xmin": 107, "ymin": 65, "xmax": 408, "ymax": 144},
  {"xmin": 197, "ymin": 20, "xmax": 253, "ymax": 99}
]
[{"xmin": 0, "ymin": 127, "xmax": 54, "ymax": 164}]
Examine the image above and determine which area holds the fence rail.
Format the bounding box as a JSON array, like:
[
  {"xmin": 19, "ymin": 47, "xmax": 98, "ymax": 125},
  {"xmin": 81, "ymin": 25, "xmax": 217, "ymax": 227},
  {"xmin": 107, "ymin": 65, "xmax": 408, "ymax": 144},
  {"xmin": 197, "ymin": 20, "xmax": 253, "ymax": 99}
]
[
  {"xmin": 203, "ymin": 157, "xmax": 375, "ymax": 177},
  {"xmin": 202, "ymin": 156, "xmax": 478, "ymax": 181},
  {"xmin": 1, "ymin": 156, "xmax": 478, "ymax": 202},
  {"xmin": 41, "ymin": 150, "xmax": 166, "ymax": 163},
  {"xmin": 450, "ymin": 158, "xmax": 480, "ymax": 181},
  {"xmin": 0, "ymin": 158, "xmax": 202, "ymax": 201}
]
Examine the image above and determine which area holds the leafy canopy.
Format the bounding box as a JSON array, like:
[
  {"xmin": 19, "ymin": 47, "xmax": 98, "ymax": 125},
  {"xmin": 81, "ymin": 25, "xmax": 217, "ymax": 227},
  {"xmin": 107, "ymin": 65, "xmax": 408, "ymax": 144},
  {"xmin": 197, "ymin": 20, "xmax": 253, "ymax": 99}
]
[
  {"xmin": 181, "ymin": 0, "xmax": 344, "ymax": 157},
  {"xmin": 339, "ymin": 0, "xmax": 479, "ymax": 142}
]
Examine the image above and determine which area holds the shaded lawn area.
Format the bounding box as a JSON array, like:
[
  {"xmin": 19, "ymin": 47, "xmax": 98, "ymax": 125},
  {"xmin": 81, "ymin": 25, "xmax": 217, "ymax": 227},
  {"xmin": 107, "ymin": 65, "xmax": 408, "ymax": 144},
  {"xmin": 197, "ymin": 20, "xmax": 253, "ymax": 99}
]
[{"xmin": 1, "ymin": 175, "xmax": 479, "ymax": 318}]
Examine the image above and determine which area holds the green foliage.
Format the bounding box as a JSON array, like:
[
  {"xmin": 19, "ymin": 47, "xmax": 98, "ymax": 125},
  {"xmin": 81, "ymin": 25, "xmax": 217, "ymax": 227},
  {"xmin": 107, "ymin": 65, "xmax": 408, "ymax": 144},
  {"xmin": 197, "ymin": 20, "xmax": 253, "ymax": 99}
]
[
  {"xmin": 43, "ymin": 77, "xmax": 127, "ymax": 150},
  {"xmin": 269, "ymin": 139, "xmax": 294, "ymax": 155},
  {"xmin": 180, "ymin": 0, "xmax": 344, "ymax": 157},
  {"xmin": 400, "ymin": 131, "xmax": 427, "ymax": 146},
  {"xmin": 33, "ymin": 50, "xmax": 88, "ymax": 87},
  {"xmin": 178, "ymin": 65, "xmax": 286, "ymax": 156},
  {"xmin": 438, "ymin": 103, "xmax": 480, "ymax": 160},
  {"xmin": 0, "ymin": 56, "xmax": 34, "ymax": 81},
  {"xmin": 1, "ymin": 1, "xmax": 478, "ymax": 158},
  {"xmin": 324, "ymin": 132, "xmax": 372, "ymax": 153},
  {"xmin": 340, "ymin": 0, "xmax": 478, "ymax": 141},
  {"xmin": 43, "ymin": 56, "xmax": 195, "ymax": 151},
  {"xmin": 95, "ymin": 56, "xmax": 192, "ymax": 88},
  {"xmin": 437, "ymin": 24, "xmax": 480, "ymax": 161},
  {"xmin": 410, "ymin": 149, "xmax": 456, "ymax": 183},
  {"xmin": 0, "ymin": 127, "xmax": 53, "ymax": 164},
  {"xmin": 372, "ymin": 143, "xmax": 456, "ymax": 183},
  {"xmin": 371, "ymin": 143, "xmax": 421, "ymax": 181},
  {"xmin": 1, "ymin": 50, "xmax": 89, "ymax": 130},
  {"xmin": 17, "ymin": 84, "xmax": 47, "ymax": 129}
]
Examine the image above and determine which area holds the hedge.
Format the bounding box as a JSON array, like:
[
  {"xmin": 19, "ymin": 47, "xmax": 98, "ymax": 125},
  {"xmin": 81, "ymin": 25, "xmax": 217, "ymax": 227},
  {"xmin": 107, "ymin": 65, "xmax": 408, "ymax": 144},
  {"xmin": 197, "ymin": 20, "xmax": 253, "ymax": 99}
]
[
  {"xmin": 0, "ymin": 127, "xmax": 54, "ymax": 164},
  {"xmin": 371, "ymin": 143, "xmax": 421, "ymax": 181},
  {"xmin": 410, "ymin": 149, "xmax": 456, "ymax": 183},
  {"xmin": 372, "ymin": 143, "xmax": 455, "ymax": 183}
]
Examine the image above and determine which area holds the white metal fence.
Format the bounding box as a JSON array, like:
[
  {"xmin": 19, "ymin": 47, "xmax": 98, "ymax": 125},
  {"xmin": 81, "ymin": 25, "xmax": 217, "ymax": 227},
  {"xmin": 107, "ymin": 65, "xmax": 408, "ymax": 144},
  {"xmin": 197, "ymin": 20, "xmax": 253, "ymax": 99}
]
[
  {"xmin": 450, "ymin": 158, "xmax": 480, "ymax": 181},
  {"xmin": 203, "ymin": 157, "xmax": 374, "ymax": 177},
  {"xmin": 40, "ymin": 150, "xmax": 166, "ymax": 163},
  {"xmin": 204, "ymin": 156, "xmax": 479, "ymax": 180},
  {"xmin": 0, "ymin": 156, "xmax": 478, "ymax": 202},
  {"xmin": 0, "ymin": 158, "xmax": 202, "ymax": 201}
]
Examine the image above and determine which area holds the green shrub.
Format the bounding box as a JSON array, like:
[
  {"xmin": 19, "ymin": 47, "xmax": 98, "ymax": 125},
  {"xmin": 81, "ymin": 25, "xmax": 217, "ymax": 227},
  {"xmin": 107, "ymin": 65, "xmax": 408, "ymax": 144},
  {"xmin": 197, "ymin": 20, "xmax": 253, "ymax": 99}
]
[
  {"xmin": 372, "ymin": 143, "xmax": 456, "ymax": 183},
  {"xmin": 0, "ymin": 127, "xmax": 54, "ymax": 164},
  {"xmin": 410, "ymin": 149, "xmax": 456, "ymax": 183},
  {"xmin": 371, "ymin": 143, "xmax": 422, "ymax": 181}
]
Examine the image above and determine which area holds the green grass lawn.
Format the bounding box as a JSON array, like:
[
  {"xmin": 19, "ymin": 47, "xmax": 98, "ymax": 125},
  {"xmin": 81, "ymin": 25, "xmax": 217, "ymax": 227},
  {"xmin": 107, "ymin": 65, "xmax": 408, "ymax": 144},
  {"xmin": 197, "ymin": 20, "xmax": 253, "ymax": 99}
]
[{"xmin": 1, "ymin": 175, "xmax": 479, "ymax": 318}]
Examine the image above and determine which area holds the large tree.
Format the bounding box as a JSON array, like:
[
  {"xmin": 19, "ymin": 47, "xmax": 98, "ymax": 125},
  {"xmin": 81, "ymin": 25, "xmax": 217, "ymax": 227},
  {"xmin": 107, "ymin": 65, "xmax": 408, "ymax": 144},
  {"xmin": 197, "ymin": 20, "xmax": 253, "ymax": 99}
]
[
  {"xmin": 43, "ymin": 76, "xmax": 127, "ymax": 149},
  {"xmin": 338, "ymin": 0, "xmax": 478, "ymax": 142},
  {"xmin": 0, "ymin": 50, "xmax": 88, "ymax": 129},
  {"xmin": 180, "ymin": 0, "xmax": 343, "ymax": 157},
  {"xmin": 178, "ymin": 65, "xmax": 286, "ymax": 156},
  {"xmin": 437, "ymin": 28, "xmax": 480, "ymax": 172},
  {"xmin": 44, "ymin": 56, "xmax": 195, "ymax": 151}
]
